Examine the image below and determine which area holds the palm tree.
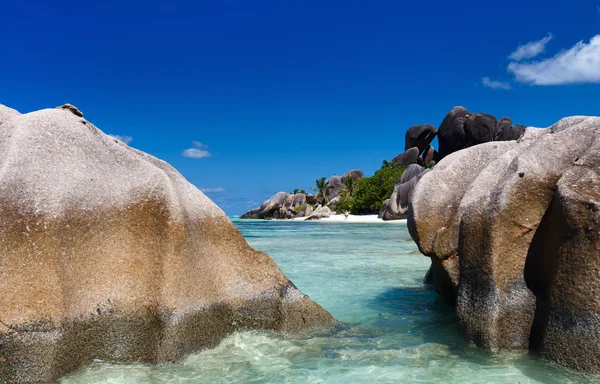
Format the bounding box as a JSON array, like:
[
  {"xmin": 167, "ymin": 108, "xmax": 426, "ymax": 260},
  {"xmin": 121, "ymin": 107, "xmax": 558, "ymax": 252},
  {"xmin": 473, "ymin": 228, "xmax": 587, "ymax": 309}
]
[
  {"xmin": 311, "ymin": 177, "xmax": 329, "ymax": 205},
  {"xmin": 341, "ymin": 175, "xmax": 355, "ymax": 199}
]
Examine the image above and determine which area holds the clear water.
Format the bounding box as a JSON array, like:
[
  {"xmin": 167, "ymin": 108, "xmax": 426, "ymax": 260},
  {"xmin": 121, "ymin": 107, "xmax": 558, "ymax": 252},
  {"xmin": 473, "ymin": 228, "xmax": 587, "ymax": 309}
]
[{"xmin": 58, "ymin": 220, "xmax": 596, "ymax": 383}]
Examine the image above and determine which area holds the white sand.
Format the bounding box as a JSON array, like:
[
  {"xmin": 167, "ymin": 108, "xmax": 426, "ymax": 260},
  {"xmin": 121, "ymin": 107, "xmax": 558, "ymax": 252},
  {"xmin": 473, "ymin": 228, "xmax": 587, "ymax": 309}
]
[{"xmin": 292, "ymin": 214, "xmax": 406, "ymax": 223}]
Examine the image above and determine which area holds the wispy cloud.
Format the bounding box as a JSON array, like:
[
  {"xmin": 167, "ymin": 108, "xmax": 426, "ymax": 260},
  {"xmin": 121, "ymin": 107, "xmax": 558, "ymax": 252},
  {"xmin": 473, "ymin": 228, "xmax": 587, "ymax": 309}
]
[
  {"xmin": 508, "ymin": 34, "xmax": 600, "ymax": 85},
  {"xmin": 183, "ymin": 141, "xmax": 212, "ymax": 159},
  {"xmin": 481, "ymin": 77, "xmax": 511, "ymax": 90},
  {"xmin": 109, "ymin": 134, "xmax": 133, "ymax": 144},
  {"xmin": 201, "ymin": 187, "xmax": 226, "ymax": 193},
  {"xmin": 508, "ymin": 33, "xmax": 553, "ymax": 61}
]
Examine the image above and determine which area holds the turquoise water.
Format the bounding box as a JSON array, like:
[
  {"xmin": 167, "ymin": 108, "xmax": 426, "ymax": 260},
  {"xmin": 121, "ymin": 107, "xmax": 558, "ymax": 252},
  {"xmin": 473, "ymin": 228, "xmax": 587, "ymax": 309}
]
[{"xmin": 59, "ymin": 220, "xmax": 595, "ymax": 383}]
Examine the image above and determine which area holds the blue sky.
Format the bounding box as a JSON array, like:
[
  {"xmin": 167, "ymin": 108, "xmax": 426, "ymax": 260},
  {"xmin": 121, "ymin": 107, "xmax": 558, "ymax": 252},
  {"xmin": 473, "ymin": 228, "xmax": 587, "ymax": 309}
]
[{"xmin": 1, "ymin": 0, "xmax": 599, "ymax": 215}]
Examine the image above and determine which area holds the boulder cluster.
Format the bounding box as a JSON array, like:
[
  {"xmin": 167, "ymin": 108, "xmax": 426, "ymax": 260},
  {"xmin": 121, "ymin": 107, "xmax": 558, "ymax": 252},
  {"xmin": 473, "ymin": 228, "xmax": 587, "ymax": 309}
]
[
  {"xmin": 0, "ymin": 104, "xmax": 335, "ymax": 382},
  {"xmin": 380, "ymin": 106, "xmax": 526, "ymax": 221},
  {"xmin": 241, "ymin": 170, "xmax": 363, "ymax": 220},
  {"xmin": 409, "ymin": 116, "xmax": 600, "ymax": 373}
]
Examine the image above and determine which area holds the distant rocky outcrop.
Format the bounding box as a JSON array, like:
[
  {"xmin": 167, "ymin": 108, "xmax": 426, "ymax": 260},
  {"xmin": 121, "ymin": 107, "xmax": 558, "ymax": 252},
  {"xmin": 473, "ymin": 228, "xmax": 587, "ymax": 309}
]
[
  {"xmin": 0, "ymin": 104, "xmax": 335, "ymax": 382},
  {"xmin": 241, "ymin": 170, "xmax": 363, "ymax": 219},
  {"xmin": 305, "ymin": 206, "xmax": 333, "ymax": 220},
  {"xmin": 342, "ymin": 169, "xmax": 364, "ymax": 183},
  {"xmin": 409, "ymin": 116, "xmax": 600, "ymax": 373}
]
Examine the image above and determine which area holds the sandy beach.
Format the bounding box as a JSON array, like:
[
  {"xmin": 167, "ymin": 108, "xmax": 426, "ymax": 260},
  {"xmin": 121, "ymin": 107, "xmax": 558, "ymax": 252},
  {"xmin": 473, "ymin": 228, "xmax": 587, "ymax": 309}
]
[{"xmin": 292, "ymin": 214, "xmax": 406, "ymax": 223}]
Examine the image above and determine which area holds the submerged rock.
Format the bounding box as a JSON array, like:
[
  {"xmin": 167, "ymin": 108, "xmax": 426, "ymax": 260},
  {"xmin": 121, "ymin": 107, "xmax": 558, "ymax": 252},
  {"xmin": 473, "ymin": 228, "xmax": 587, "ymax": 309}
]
[
  {"xmin": 0, "ymin": 105, "xmax": 335, "ymax": 382},
  {"xmin": 409, "ymin": 115, "xmax": 600, "ymax": 372}
]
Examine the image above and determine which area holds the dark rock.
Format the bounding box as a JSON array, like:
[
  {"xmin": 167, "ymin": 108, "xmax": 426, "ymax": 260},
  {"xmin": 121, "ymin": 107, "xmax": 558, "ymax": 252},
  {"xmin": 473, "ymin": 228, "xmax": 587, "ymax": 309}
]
[
  {"xmin": 56, "ymin": 103, "xmax": 84, "ymax": 118},
  {"xmin": 423, "ymin": 265, "xmax": 435, "ymax": 285},
  {"xmin": 392, "ymin": 147, "xmax": 419, "ymax": 166},
  {"xmin": 424, "ymin": 146, "xmax": 436, "ymax": 165},
  {"xmin": 437, "ymin": 107, "xmax": 526, "ymax": 162},
  {"xmin": 463, "ymin": 113, "xmax": 498, "ymax": 146},
  {"xmin": 436, "ymin": 106, "xmax": 470, "ymax": 160},
  {"xmin": 305, "ymin": 194, "xmax": 317, "ymax": 205},
  {"xmin": 405, "ymin": 124, "xmax": 438, "ymax": 155},
  {"xmin": 240, "ymin": 208, "xmax": 260, "ymax": 219}
]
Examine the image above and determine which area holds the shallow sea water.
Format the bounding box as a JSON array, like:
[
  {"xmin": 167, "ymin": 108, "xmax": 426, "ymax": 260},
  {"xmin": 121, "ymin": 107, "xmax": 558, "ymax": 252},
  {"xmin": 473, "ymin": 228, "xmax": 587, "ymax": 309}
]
[{"xmin": 59, "ymin": 220, "xmax": 596, "ymax": 383}]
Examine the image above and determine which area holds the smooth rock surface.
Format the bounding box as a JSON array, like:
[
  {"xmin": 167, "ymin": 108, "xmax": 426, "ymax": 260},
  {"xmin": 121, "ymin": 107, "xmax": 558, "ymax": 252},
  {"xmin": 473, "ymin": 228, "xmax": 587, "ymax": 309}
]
[
  {"xmin": 392, "ymin": 147, "xmax": 419, "ymax": 166},
  {"xmin": 0, "ymin": 105, "xmax": 335, "ymax": 382},
  {"xmin": 409, "ymin": 115, "xmax": 600, "ymax": 373},
  {"xmin": 405, "ymin": 124, "xmax": 438, "ymax": 155}
]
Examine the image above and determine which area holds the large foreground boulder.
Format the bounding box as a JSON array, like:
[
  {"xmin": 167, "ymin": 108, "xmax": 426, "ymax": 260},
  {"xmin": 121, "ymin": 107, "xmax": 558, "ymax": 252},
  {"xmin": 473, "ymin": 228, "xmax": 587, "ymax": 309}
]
[
  {"xmin": 0, "ymin": 105, "xmax": 335, "ymax": 382},
  {"xmin": 409, "ymin": 116, "xmax": 600, "ymax": 372}
]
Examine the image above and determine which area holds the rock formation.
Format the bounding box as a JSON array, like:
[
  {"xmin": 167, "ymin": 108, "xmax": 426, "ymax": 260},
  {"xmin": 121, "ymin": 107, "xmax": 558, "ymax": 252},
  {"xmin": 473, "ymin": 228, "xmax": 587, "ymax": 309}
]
[
  {"xmin": 392, "ymin": 147, "xmax": 419, "ymax": 166},
  {"xmin": 435, "ymin": 106, "xmax": 526, "ymax": 162},
  {"xmin": 0, "ymin": 105, "xmax": 335, "ymax": 382},
  {"xmin": 380, "ymin": 164, "xmax": 429, "ymax": 221},
  {"xmin": 325, "ymin": 175, "xmax": 343, "ymax": 201},
  {"xmin": 305, "ymin": 206, "xmax": 333, "ymax": 220},
  {"xmin": 409, "ymin": 116, "xmax": 600, "ymax": 373},
  {"xmin": 405, "ymin": 124, "xmax": 437, "ymax": 156},
  {"xmin": 241, "ymin": 170, "xmax": 363, "ymax": 219}
]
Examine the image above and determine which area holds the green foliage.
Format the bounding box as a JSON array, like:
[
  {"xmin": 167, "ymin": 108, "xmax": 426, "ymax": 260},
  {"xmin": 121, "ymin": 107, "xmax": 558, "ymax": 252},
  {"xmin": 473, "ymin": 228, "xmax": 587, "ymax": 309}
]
[
  {"xmin": 312, "ymin": 176, "xmax": 329, "ymax": 204},
  {"xmin": 333, "ymin": 194, "xmax": 352, "ymax": 213},
  {"xmin": 349, "ymin": 163, "xmax": 406, "ymax": 214},
  {"xmin": 292, "ymin": 188, "xmax": 308, "ymax": 195},
  {"xmin": 294, "ymin": 203, "xmax": 306, "ymax": 213}
]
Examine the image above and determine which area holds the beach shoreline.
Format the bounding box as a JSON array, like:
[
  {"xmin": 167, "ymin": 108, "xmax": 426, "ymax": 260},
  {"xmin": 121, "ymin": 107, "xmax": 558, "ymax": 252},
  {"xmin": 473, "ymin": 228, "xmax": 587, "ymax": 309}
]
[{"xmin": 293, "ymin": 214, "xmax": 406, "ymax": 223}]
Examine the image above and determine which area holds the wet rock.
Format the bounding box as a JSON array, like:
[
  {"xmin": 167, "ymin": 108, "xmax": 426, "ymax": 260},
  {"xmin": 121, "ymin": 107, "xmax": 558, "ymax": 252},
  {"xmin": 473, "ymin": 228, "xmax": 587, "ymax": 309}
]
[
  {"xmin": 0, "ymin": 104, "xmax": 335, "ymax": 382},
  {"xmin": 409, "ymin": 115, "xmax": 600, "ymax": 373}
]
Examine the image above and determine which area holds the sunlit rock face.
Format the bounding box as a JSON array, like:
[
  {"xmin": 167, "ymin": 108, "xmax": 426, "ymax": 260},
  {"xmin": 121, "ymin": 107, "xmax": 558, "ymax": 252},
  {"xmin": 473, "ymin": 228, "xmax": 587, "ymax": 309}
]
[
  {"xmin": 409, "ymin": 116, "xmax": 600, "ymax": 373},
  {"xmin": 0, "ymin": 104, "xmax": 335, "ymax": 383}
]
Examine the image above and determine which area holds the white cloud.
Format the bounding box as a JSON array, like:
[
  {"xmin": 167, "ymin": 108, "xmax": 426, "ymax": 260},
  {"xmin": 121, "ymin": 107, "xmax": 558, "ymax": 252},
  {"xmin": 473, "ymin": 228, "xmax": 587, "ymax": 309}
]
[
  {"xmin": 201, "ymin": 187, "xmax": 226, "ymax": 193},
  {"xmin": 508, "ymin": 33, "xmax": 553, "ymax": 61},
  {"xmin": 508, "ymin": 34, "xmax": 600, "ymax": 85},
  {"xmin": 183, "ymin": 141, "xmax": 212, "ymax": 158},
  {"xmin": 482, "ymin": 77, "xmax": 511, "ymax": 90},
  {"xmin": 109, "ymin": 134, "xmax": 132, "ymax": 144}
]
